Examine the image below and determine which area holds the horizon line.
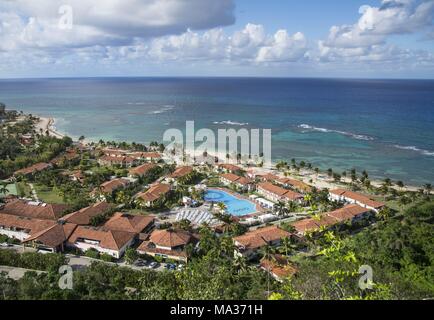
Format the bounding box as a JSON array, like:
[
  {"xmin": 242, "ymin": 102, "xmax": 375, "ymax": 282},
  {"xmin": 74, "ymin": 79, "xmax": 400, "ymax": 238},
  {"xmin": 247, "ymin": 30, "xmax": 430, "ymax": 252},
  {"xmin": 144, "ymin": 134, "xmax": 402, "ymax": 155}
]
[{"xmin": 1, "ymin": 75, "xmax": 434, "ymax": 81}]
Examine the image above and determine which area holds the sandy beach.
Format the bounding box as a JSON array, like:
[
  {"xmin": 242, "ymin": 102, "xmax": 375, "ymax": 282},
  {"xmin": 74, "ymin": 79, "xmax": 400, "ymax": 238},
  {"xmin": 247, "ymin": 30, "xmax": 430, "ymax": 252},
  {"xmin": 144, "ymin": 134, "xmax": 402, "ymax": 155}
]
[{"xmin": 35, "ymin": 116, "xmax": 65, "ymax": 139}]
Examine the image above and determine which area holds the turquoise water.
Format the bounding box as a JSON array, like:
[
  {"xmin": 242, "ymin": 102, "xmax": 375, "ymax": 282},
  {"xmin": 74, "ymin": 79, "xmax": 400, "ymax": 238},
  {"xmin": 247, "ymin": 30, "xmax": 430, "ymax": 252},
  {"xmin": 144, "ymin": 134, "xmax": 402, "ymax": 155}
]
[
  {"xmin": 204, "ymin": 189, "xmax": 257, "ymax": 216},
  {"xmin": 1, "ymin": 77, "xmax": 433, "ymax": 185}
]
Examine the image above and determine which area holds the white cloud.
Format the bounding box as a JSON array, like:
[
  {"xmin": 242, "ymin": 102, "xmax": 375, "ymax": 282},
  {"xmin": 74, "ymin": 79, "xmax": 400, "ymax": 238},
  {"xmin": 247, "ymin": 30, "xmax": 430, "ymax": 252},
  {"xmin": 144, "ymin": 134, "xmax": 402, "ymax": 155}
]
[
  {"xmin": 0, "ymin": 0, "xmax": 236, "ymax": 49},
  {"xmin": 318, "ymin": 0, "xmax": 434, "ymax": 67}
]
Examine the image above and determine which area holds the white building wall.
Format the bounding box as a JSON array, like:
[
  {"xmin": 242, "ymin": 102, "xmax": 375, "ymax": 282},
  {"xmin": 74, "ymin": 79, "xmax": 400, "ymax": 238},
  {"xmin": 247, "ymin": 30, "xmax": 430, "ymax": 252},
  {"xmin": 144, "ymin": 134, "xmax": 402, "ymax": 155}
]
[{"xmin": 0, "ymin": 229, "xmax": 30, "ymax": 241}]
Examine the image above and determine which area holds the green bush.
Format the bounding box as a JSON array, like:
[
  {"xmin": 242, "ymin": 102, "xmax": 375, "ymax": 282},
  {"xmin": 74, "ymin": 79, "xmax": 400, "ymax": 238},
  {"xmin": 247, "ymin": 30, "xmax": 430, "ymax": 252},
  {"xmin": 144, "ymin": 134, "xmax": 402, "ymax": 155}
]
[
  {"xmin": 85, "ymin": 248, "xmax": 100, "ymax": 259},
  {"xmin": 0, "ymin": 250, "xmax": 66, "ymax": 272},
  {"xmin": 100, "ymin": 253, "xmax": 114, "ymax": 262}
]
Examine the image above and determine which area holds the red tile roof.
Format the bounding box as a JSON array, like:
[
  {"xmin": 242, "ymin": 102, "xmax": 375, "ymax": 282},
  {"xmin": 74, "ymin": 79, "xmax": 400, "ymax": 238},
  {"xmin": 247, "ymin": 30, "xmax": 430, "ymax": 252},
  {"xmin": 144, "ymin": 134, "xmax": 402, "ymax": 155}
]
[
  {"xmin": 0, "ymin": 213, "xmax": 56, "ymax": 235},
  {"xmin": 292, "ymin": 204, "xmax": 370, "ymax": 234},
  {"xmin": 137, "ymin": 184, "xmax": 171, "ymax": 202},
  {"xmin": 0, "ymin": 200, "xmax": 70, "ymax": 221},
  {"xmin": 103, "ymin": 212, "xmax": 155, "ymax": 234},
  {"xmin": 233, "ymin": 226, "xmax": 291, "ymax": 250},
  {"xmin": 258, "ymin": 182, "xmax": 303, "ymax": 201},
  {"xmin": 170, "ymin": 166, "xmax": 193, "ymax": 179},
  {"xmin": 14, "ymin": 163, "xmax": 51, "ymax": 176},
  {"xmin": 99, "ymin": 178, "xmax": 130, "ymax": 194},
  {"xmin": 23, "ymin": 223, "xmax": 77, "ymax": 248},
  {"xmin": 148, "ymin": 229, "xmax": 194, "ymax": 248},
  {"xmin": 330, "ymin": 189, "xmax": 385, "ymax": 209},
  {"xmin": 68, "ymin": 226, "xmax": 135, "ymax": 251},
  {"xmin": 218, "ymin": 164, "xmax": 242, "ymax": 172},
  {"xmin": 128, "ymin": 163, "xmax": 157, "ymax": 176},
  {"xmin": 260, "ymin": 254, "xmax": 298, "ymax": 279},
  {"xmin": 61, "ymin": 202, "xmax": 114, "ymax": 225}
]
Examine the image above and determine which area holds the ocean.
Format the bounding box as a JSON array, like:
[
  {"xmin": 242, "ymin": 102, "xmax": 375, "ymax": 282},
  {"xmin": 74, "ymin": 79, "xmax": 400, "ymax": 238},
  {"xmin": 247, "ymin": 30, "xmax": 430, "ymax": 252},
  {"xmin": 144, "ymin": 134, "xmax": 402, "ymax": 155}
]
[{"xmin": 0, "ymin": 77, "xmax": 433, "ymax": 185}]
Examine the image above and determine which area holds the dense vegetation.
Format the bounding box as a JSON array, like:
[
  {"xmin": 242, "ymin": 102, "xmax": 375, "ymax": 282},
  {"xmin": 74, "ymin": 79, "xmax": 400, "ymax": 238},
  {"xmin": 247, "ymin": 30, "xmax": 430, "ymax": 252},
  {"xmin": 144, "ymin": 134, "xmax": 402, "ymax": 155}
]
[{"xmin": 0, "ymin": 201, "xmax": 432, "ymax": 300}]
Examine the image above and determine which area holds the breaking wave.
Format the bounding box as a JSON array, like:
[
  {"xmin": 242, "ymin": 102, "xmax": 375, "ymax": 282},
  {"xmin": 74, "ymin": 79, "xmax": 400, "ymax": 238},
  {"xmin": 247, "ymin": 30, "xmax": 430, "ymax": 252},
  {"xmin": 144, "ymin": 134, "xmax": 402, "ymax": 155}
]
[
  {"xmin": 148, "ymin": 105, "xmax": 175, "ymax": 115},
  {"xmin": 298, "ymin": 124, "xmax": 374, "ymax": 141},
  {"xmin": 213, "ymin": 120, "xmax": 249, "ymax": 126},
  {"xmin": 394, "ymin": 145, "xmax": 434, "ymax": 157}
]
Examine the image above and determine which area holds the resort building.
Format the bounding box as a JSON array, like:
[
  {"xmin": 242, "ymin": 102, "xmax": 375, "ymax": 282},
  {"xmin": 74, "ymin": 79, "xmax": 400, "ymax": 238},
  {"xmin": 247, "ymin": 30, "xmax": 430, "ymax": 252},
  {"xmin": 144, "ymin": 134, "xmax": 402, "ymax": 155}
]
[
  {"xmin": 137, "ymin": 229, "xmax": 198, "ymax": 263},
  {"xmin": 275, "ymin": 178, "xmax": 312, "ymax": 193},
  {"xmin": 67, "ymin": 226, "xmax": 136, "ymax": 259},
  {"xmin": 329, "ymin": 189, "xmax": 385, "ymax": 213},
  {"xmin": 292, "ymin": 204, "xmax": 371, "ymax": 236},
  {"xmin": 233, "ymin": 226, "xmax": 292, "ymax": 259},
  {"xmin": 102, "ymin": 149, "xmax": 130, "ymax": 158},
  {"xmin": 61, "ymin": 202, "xmax": 114, "ymax": 226},
  {"xmin": 23, "ymin": 222, "xmax": 78, "ymax": 253},
  {"xmin": 136, "ymin": 183, "xmax": 171, "ymax": 207},
  {"xmin": 257, "ymin": 182, "xmax": 303, "ymax": 204},
  {"xmin": 168, "ymin": 166, "xmax": 193, "ymax": 181},
  {"xmin": 103, "ymin": 212, "xmax": 155, "ymax": 235},
  {"xmin": 130, "ymin": 152, "xmax": 162, "ymax": 162},
  {"xmin": 98, "ymin": 155, "xmax": 136, "ymax": 168},
  {"xmin": 13, "ymin": 162, "xmax": 52, "ymax": 177},
  {"xmin": 0, "ymin": 200, "xmax": 70, "ymax": 221},
  {"xmin": 0, "ymin": 213, "xmax": 56, "ymax": 241},
  {"xmin": 128, "ymin": 163, "xmax": 157, "ymax": 178},
  {"xmin": 260, "ymin": 254, "xmax": 298, "ymax": 282},
  {"xmin": 94, "ymin": 178, "xmax": 130, "ymax": 200},
  {"xmin": 217, "ymin": 164, "xmax": 243, "ymax": 174},
  {"xmin": 256, "ymin": 173, "xmax": 280, "ymax": 182},
  {"xmin": 220, "ymin": 173, "xmax": 255, "ymax": 192}
]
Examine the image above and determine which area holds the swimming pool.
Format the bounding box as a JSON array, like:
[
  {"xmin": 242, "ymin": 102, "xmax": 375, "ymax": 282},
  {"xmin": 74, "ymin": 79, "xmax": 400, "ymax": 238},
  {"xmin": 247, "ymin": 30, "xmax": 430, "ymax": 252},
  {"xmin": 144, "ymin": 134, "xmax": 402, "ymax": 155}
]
[{"xmin": 204, "ymin": 189, "xmax": 257, "ymax": 216}]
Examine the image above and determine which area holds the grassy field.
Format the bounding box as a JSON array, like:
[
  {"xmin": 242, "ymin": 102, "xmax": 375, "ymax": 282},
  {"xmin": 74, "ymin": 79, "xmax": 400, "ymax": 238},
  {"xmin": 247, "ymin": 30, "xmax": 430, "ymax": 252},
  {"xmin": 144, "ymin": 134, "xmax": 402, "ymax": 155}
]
[
  {"xmin": 33, "ymin": 184, "xmax": 66, "ymax": 204},
  {"xmin": 16, "ymin": 182, "xmax": 32, "ymax": 198}
]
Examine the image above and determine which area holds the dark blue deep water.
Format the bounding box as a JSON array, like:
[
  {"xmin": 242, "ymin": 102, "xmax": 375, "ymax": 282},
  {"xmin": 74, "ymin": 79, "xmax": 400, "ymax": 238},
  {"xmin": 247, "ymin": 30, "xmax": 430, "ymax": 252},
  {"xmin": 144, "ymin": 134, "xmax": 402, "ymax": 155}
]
[{"xmin": 1, "ymin": 77, "xmax": 433, "ymax": 185}]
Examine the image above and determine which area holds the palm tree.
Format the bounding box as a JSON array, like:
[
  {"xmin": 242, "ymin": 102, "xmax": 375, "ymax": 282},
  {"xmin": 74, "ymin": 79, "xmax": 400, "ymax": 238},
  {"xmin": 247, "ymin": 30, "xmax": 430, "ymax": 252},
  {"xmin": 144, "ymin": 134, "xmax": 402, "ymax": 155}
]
[
  {"xmin": 396, "ymin": 181, "xmax": 405, "ymax": 192},
  {"xmin": 279, "ymin": 237, "xmax": 294, "ymax": 257},
  {"xmin": 0, "ymin": 183, "xmax": 8, "ymax": 197},
  {"xmin": 424, "ymin": 183, "xmax": 432, "ymax": 195},
  {"xmin": 377, "ymin": 207, "xmax": 392, "ymax": 221},
  {"xmin": 217, "ymin": 202, "xmax": 227, "ymax": 213},
  {"xmin": 274, "ymin": 201, "xmax": 289, "ymax": 217}
]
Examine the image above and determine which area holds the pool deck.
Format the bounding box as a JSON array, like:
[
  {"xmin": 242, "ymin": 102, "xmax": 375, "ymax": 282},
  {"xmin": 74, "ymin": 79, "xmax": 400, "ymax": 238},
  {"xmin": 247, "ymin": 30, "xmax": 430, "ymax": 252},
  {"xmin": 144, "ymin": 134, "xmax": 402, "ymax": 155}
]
[{"xmin": 207, "ymin": 187, "xmax": 266, "ymax": 218}]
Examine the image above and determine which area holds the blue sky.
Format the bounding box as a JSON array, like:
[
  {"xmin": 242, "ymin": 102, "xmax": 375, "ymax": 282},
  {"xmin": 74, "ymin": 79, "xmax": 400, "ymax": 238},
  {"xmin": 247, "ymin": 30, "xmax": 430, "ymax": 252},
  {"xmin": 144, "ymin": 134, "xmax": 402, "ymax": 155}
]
[{"xmin": 0, "ymin": 0, "xmax": 433, "ymax": 78}]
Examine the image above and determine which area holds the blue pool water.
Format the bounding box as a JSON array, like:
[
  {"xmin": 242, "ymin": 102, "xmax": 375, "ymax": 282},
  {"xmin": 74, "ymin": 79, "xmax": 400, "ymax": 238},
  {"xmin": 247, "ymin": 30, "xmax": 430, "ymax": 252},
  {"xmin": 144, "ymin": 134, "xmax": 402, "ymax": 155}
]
[{"xmin": 204, "ymin": 189, "xmax": 257, "ymax": 216}]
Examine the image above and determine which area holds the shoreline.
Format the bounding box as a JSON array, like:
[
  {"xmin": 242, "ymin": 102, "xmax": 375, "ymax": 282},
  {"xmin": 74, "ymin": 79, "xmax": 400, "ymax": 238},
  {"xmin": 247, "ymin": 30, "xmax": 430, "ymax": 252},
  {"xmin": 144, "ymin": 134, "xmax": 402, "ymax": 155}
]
[
  {"xmin": 35, "ymin": 115, "xmax": 430, "ymax": 192},
  {"xmin": 35, "ymin": 116, "xmax": 65, "ymax": 139}
]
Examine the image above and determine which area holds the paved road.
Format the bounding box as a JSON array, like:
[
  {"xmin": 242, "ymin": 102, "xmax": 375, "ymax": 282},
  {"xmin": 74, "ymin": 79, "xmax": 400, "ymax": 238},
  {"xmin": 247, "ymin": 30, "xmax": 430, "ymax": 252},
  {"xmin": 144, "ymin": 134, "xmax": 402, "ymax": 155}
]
[{"xmin": 0, "ymin": 266, "xmax": 46, "ymax": 280}]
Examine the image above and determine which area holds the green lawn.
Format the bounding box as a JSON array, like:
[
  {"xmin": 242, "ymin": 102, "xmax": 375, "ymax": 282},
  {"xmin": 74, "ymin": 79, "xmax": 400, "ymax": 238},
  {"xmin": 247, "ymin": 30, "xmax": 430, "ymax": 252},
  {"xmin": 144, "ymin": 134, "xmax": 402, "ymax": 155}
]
[
  {"xmin": 34, "ymin": 184, "xmax": 66, "ymax": 204},
  {"xmin": 16, "ymin": 182, "xmax": 32, "ymax": 198},
  {"xmin": 0, "ymin": 183, "xmax": 18, "ymax": 198}
]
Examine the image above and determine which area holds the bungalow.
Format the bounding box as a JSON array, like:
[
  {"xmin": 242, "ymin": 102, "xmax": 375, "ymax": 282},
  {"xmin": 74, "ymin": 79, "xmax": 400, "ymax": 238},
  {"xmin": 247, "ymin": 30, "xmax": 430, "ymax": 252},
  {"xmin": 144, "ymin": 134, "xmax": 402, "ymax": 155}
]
[
  {"xmin": 233, "ymin": 225, "xmax": 292, "ymax": 259},
  {"xmin": 23, "ymin": 222, "xmax": 77, "ymax": 253},
  {"xmin": 136, "ymin": 183, "xmax": 171, "ymax": 207},
  {"xmin": 275, "ymin": 178, "xmax": 312, "ymax": 193},
  {"xmin": 220, "ymin": 173, "xmax": 255, "ymax": 192},
  {"xmin": 98, "ymin": 155, "xmax": 137, "ymax": 168},
  {"xmin": 130, "ymin": 152, "xmax": 162, "ymax": 162},
  {"xmin": 329, "ymin": 189, "xmax": 385, "ymax": 213},
  {"xmin": 94, "ymin": 178, "xmax": 130, "ymax": 200},
  {"xmin": 217, "ymin": 164, "xmax": 243, "ymax": 174},
  {"xmin": 137, "ymin": 229, "xmax": 198, "ymax": 263},
  {"xmin": 169, "ymin": 166, "xmax": 193, "ymax": 180},
  {"xmin": 60, "ymin": 202, "xmax": 114, "ymax": 226},
  {"xmin": 0, "ymin": 199, "xmax": 70, "ymax": 221},
  {"xmin": 292, "ymin": 204, "xmax": 371, "ymax": 236},
  {"xmin": 13, "ymin": 162, "xmax": 52, "ymax": 177},
  {"xmin": 67, "ymin": 226, "xmax": 136, "ymax": 259},
  {"xmin": 260, "ymin": 254, "xmax": 298, "ymax": 282},
  {"xmin": 257, "ymin": 182, "xmax": 303, "ymax": 204},
  {"xmin": 256, "ymin": 173, "xmax": 280, "ymax": 182},
  {"xmin": 128, "ymin": 163, "xmax": 157, "ymax": 178},
  {"xmin": 102, "ymin": 149, "xmax": 130, "ymax": 158}
]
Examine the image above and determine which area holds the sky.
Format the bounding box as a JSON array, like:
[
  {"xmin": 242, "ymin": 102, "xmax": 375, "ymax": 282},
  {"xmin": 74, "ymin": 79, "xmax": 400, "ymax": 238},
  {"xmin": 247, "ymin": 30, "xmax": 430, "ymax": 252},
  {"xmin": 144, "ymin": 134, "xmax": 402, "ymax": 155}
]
[{"xmin": 0, "ymin": 0, "xmax": 434, "ymax": 79}]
